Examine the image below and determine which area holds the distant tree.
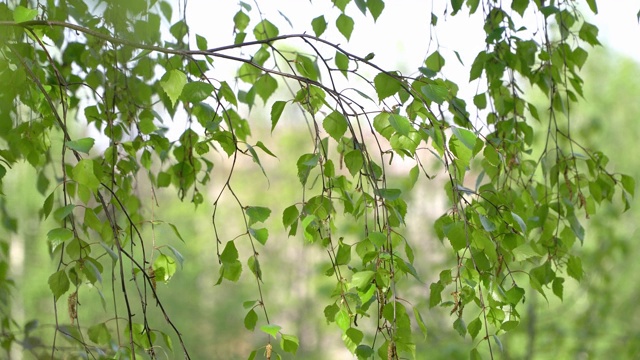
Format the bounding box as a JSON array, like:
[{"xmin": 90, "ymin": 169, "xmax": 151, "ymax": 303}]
[{"xmin": 0, "ymin": 0, "xmax": 631, "ymax": 359}]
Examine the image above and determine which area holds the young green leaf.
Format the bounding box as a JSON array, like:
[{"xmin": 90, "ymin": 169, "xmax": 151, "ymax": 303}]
[
  {"xmin": 323, "ymin": 111, "xmax": 349, "ymax": 141},
  {"xmin": 254, "ymin": 74, "xmax": 278, "ymax": 102},
  {"xmin": 281, "ymin": 334, "xmax": 299, "ymax": 354},
  {"xmin": 270, "ymin": 100, "xmax": 287, "ymax": 132},
  {"xmin": 48, "ymin": 270, "xmax": 70, "ymax": 301},
  {"xmin": 65, "ymin": 138, "xmax": 95, "ymax": 154},
  {"xmin": 336, "ymin": 14, "xmax": 354, "ymax": 40},
  {"xmin": 260, "ymin": 324, "xmax": 281, "ymax": 339},
  {"xmin": 425, "ymin": 51, "xmax": 445, "ymax": 72},
  {"xmin": 373, "ymin": 72, "xmax": 402, "ymax": 101},
  {"xmin": 72, "ymin": 159, "xmax": 100, "ymax": 191},
  {"xmin": 335, "ymin": 51, "xmax": 350, "ymax": 77},
  {"xmin": 233, "ymin": 10, "xmax": 250, "ymax": 31},
  {"xmin": 13, "ymin": 6, "xmax": 39, "ymax": 22},
  {"xmin": 344, "ymin": 150, "xmax": 363, "ymax": 176},
  {"xmin": 160, "ymin": 69, "xmax": 186, "ymax": 106},
  {"xmin": 311, "ymin": 15, "xmax": 327, "ymax": 36},
  {"xmin": 367, "ymin": 0, "xmax": 385, "ymax": 21},
  {"xmin": 220, "ymin": 241, "xmax": 239, "ymax": 264},
  {"xmin": 253, "ymin": 19, "xmax": 279, "ymax": 40},
  {"xmin": 245, "ymin": 206, "xmax": 271, "ymax": 226}
]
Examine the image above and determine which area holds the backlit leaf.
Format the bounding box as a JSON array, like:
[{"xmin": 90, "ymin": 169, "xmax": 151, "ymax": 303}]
[
  {"xmin": 65, "ymin": 138, "xmax": 95, "ymax": 154},
  {"xmin": 260, "ymin": 324, "xmax": 281, "ymax": 339},
  {"xmin": 160, "ymin": 69, "xmax": 186, "ymax": 106}
]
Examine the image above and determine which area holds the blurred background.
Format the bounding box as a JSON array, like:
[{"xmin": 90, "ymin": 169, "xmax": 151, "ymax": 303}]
[{"xmin": 1, "ymin": 1, "xmax": 639, "ymax": 359}]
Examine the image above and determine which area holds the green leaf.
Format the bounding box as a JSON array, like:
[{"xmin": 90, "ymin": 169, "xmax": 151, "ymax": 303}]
[
  {"xmin": 368, "ymin": 232, "xmax": 386, "ymax": 248},
  {"xmin": 82, "ymin": 257, "xmax": 103, "ymax": 284},
  {"xmin": 311, "ymin": 15, "xmax": 328, "ymax": 36},
  {"xmin": 510, "ymin": 211, "xmax": 527, "ymax": 234},
  {"xmin": 511, "ymin": 0, "xmax": 529, "ymax": 16},
  {"xmin": 170, "ymin": 20, "xmax": 188, "ymax": 40},
  {"xmin": 344, "ymin": 150, "xmax": 363, "ymax": 176},
  {"xmin": 377, "ymin": 188, "xmax": 401, "ymax": 200},
  {"xmin": 621, "ymin": 174, "xmax": 635, "ymax": 197},
  {"xmin": 473, "ymin": 93, "xmax": 487, "ymax": 109},
  {"xmin": 429, "ymin": 281, "xmax": 444, "ymax": 308},
  {"xmin": 233, "ymin": 10, "xmax": 250, "ymax": 31},
  {"xmin": 88, "ymin": 323, "xmax": 111, "ymax": 345},
  {"xmin": 373, "ymin": 72, "xmax": 402, "ymax": 101},
  {"xmin": 413, "ymin": 307, "xmax": 428, "ymax": 339},
  {"xmin": 253, "ymin": 19, "xmax": 279, "ymax": 41},
  {"xmin": 336, "ymin": 240, "xmax": 352, "ymax": 265},
  {"xmin": 166, "ymin": 223, "xmax": 185, "ymax": 243},
  {"xmin": 245, "ymin": 206, "xmax": 271, "ymax": 226},
  {"xmin": 578, "ymin": 22, "xmax": 600, "ymax": 46},
  {"xmin": 270, "ymin": 101, "xmax": 287, "ymax": 132},
  {"xmin": 13, "ymin": 6, "xmax": 38, "ymax": 22},
  {"xmin": 166, "ymin": 245, "xmax": 184, "ymax": 269},
  {"xmin": 367, "ymin": 0, "xmax": 385, "ymax": 21},
  {"xmin": 468, "ymin": 317, "xmax": 482, "ymax": 340},
  {"xmin": 220, "ymin": 241, "xmax": 239, "ymax": 264},
  {"xmin": 453, "ymin": 317, "xmax": 466, "ymax": 337},
  {"xmin": 48, "ymin": 270, "xmax": 70, "ymax": 301},
  {"xmin": 154, "ymin": 254, "xmax": 177, "ymax": 282},
  {"xmin": 281, "ymin": 333, "xmax": 299, "ymax": 354},
  {"xmin": 47, "ymin": 228, "xmax": 73, "ymax": 252},
  {"xmin": 247, "ymin": 255, "xmax": 262, "ymax": 280},
  {"xmin": 218, "ymin": 81, "xmax": 238, "ymax": 106},
  {"xmin": 421, "ymin": 84, "xmax": 449, "ymax": 104},
  {"xmin": 478, "ymin": 215, "xmax": 496, "ymax": 232},
  {"xmin": 260, "ymin": 324, "xmax": 281, "ymax": 339},
  {"xmin": 552, "ymin": 277, "xmax": 564, "ymax": 300},
  {"xmin": 249, "ymin": 228, "xmax": 269, "ymax": 245},
  {"xmin": 567, "ymin": 255, "xmax": 583, "ymax": 281},
  {"xmin": 335, "ymin": 51, "xmax": 350, "ymax": 77},
  {"xmin": 181, "ymin": 81, "xmax": 214, "ymax": 103},
  {"xmin": 513, "ymin": 243, "xmax": 539, "ymax": 261},
  {"xmin": 323, "ymin": 111, "xmax": 348, "ymax": 140},
  {"xmin": 43, "ymin": 192, "xmax": 54, "ymax": 219},
  {"xmin": 470, "ymin": 348, "xmax": 483, "ymax": 360},
  {"xmin": 351, "ymin": 271, "xmax": 375, "ymax": 289},
  {"xmin": 139, "ymin": 115, "xmax": 157, "ymax": 135},
  {"xmin": 65, "ymin": 138, "xmax": 95, "ymax": 154},
  {"xmin": 238, "ymin": 62, "xmax": 262, "ymax": 84},
  {"xmin": 505, "ymin": 286, "xmax": 525, "ymax": 304},
  {"xmin": 254, "ymin": 74, "xmax": 278, "ymax": 102},
  {"xmin": 425, "ymin": 51, "xmax": 445, "ymax": 72},
  {"xmin": 72, "ymin": 159, "xmax": 100, "ymax": 191},
  {"xmin": 160, "ymin": 69, "xmax": 187, "ymax": 107},
  {"xmin": 336, "ymin": 14, "xmax": 354, "ymax": 41},
  {"xmin": 195, "ymin": 34, "xmax": 208, "ymax": 50},
  {"xmin": 388, "ymin": 114, "xmax": 412, "ymax": 137},
  {"xmin": 335, "ymin": 309, "xmax": 350, "ymax": 331},
  {"xmin": 282, "ymin": 205, "xmax": 299, "ymax": 229},
  {"xmin": 446, "ymin": 222, "xmax": 467, "ymax": 252},
  {"xmin": 451, "ymin": 127, "xmax": 478, "ymax": 151},
  {"xmin": 297, "ymin": 153, "xmax": 319, "ymax": 185},
  {"xmin": 54, "ymin": 204, "xmax": 76, "ymax": 222},
  {"xmin": 585, "ymin": 0, "xmax": 597, "ymax": 14},
  {"xmin": 216, "ymin": 260, "xmax": 242, "ymax": 283},
  {"xmin": 295, "ymin": 54, "xmax": 319, "ymax": 81}
]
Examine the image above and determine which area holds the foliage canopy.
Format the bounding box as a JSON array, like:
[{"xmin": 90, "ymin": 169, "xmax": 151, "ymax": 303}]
[{"xmin": 0, "ymin": 0, "xmax": 633, "ymax": 359}]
